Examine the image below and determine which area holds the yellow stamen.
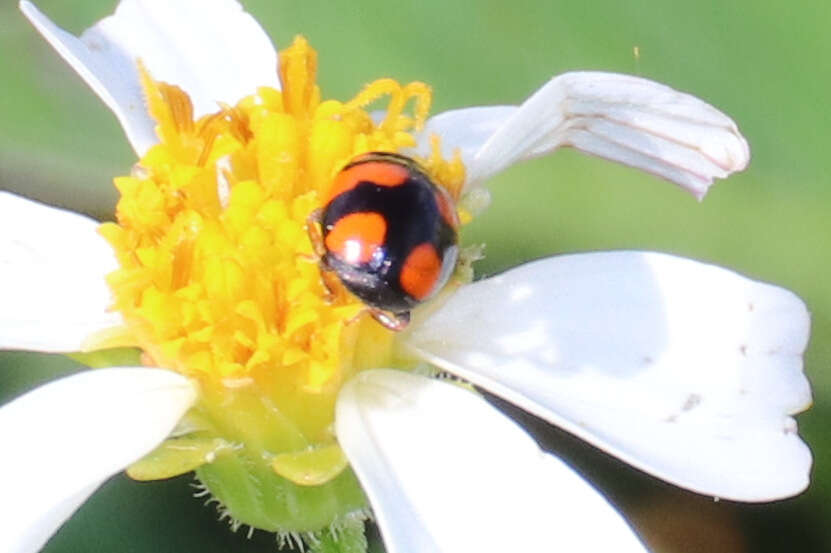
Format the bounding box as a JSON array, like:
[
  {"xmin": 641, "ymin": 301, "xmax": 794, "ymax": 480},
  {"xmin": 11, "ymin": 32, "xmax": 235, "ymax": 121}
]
[
  {"xmin": 278, "ymin": 35, "xmax": 320, "ymax": 118},
  {"xmin": 97, "ymin": 37, "xmax": 470, "ymax": 527}
]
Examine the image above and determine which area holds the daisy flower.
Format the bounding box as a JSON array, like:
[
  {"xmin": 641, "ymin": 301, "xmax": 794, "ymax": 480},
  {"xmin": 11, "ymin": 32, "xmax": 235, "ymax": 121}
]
[{"xmin": 2, "ymin": 1, "xmax": 812, "ymax": 552}]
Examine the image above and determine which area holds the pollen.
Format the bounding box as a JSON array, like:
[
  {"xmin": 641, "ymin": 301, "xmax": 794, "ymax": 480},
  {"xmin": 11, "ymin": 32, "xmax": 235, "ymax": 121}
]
[{"xmin": 92, "ymin": 37, "xmax": 467, "ymax": 535}]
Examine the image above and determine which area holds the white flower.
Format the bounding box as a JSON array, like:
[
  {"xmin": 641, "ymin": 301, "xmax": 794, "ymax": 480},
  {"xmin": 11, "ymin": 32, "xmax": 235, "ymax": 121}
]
[{"xmin": 1, "ymin": 1, "xmax": 811, "ymax": 553}]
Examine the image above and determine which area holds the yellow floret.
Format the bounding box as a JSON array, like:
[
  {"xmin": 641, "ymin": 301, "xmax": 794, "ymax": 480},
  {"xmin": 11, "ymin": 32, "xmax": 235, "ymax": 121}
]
[{"xmin": 93, "ymin": 37, "xmax": 467, "ymax": 533}]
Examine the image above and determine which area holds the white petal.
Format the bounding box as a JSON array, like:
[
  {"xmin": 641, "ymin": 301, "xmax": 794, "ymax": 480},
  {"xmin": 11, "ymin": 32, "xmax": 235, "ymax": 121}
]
[
  {"xmin": 336, "ymin": 370, "xmax": 647, "ymax": 553},
  {"xmin": 21, "ymin": 0, "xmax": 279, "ymax": 155},
  {"xmin": 416, "ymin": 72, "xmax": 749, "ymax": 199},
  {"xmin": 405, "ymin": 251, "xmax": 812, "ymax": 501},
  {"xmin": 0, "ymin": 192, "xmax": 122, "ymax": 352},
  {"xmin": 0, "ymin": 367, "xmax": 197, "ymax": 553},
  {"xmin": 410, "ymin": 106, "xmax": 515, "ymax": 165}
]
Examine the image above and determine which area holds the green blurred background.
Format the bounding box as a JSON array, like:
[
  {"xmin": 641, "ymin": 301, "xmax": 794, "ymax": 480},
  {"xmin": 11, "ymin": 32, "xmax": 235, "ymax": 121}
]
[{"xmin": 1, "ymin": 0, "xmax": 828, "ymax": 551}]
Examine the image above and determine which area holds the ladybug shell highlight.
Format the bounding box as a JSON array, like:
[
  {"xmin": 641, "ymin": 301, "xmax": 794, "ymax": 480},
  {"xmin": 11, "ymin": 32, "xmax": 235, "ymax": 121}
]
[{"xmin": 321, "ymin": 152, "xmax": 459, "ymax": 315}]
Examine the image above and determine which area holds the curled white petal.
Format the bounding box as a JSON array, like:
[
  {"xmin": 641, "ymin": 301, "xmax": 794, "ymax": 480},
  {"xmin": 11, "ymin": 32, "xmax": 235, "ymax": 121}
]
[
  {"xmin": 20, "ymin": 0, "xmax": 279, "ymax": 155},
  {"xmin": 415, "ymin": 72, "xmax": 749, "ymax": 199},
  {"xmin": 0, "ymin": 367, "xmax": 197, "ymax": 553},
  {"xmin": 411, "ymin": 106, "xmax": 515, "ymax": 165},
  {"xmin": 405, "ymin": 251, "xmax": 812, "ymax": 501},
  {"xmin": 336, "ymin": 369, "xmax": 647, "ymax": 553},
  {"xmin": 0, "ymin": 192, "xmax": 122, "ymax": 352}
]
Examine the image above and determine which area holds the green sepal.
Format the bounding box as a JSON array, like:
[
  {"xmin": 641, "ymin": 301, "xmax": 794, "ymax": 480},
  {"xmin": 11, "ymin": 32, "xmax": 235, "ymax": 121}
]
[
  {"xmin": 309, "ymin": 515, "xmax": 369, "ymax": 553},
  {"xmin": 272, "ymin": 443, "xmax": 349, "ymax": 486},
  {"xmin": 127, "ymin": 437, "xmax": 233, "ymax": 480},
  {"xmin": 66, "ymin": 347, "xmax": 142, "ymax": 368},
  {"xmin": 195, "ymin": 447, "xmax": 368, "ymax": 534}
]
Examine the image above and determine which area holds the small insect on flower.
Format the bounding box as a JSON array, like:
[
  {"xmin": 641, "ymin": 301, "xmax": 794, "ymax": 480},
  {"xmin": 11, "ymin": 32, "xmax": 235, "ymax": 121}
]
[{"xmin": 308, "ymin": 152, "xmax": 460, "ymax": 330}]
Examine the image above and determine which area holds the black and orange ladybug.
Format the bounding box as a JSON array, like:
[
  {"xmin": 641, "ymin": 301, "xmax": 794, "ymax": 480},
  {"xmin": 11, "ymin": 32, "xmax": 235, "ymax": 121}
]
[{"xmin": 308, "ymin": 152, "xmax": 459, "ymax": 330}]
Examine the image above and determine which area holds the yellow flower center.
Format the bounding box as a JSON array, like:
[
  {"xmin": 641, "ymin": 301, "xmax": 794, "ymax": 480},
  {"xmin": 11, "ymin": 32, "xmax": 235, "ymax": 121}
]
[{"xmin": 88, "ymin": 36, "xmax": 468, "ymax": 535}]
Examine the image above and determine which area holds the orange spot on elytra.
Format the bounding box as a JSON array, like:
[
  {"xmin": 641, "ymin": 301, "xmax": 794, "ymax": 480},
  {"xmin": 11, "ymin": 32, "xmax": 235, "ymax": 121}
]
[
  {"xmin": 325, "ymin": 212, "xmax": 387, "ymax": 264},
  {"xmin": 325, "ymin": 161, "xmax": 409, "ymax": 204},
  {"xmin": 400, "ymin": 242, "xmax": 441, "ymax": 300}
]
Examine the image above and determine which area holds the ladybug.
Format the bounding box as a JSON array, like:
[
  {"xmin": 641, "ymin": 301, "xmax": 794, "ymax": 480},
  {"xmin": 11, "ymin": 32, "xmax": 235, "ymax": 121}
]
[{"xmin": 308, "ymin": 152, "xmax": 459, "ymax": 331}]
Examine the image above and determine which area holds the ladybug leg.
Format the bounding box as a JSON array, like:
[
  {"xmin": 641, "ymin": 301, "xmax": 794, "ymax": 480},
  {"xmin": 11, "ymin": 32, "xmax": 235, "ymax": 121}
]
[
  {"xmin": 319, "ymin": 270, "xmax": 341, "ymax": 303},
  {"xmin": 341, "ymin": 307, "xmax": 367, "ymax": 326},
  {"xmin": 305, "ymin": 208, "xmax": 340, "ymax": 302},
  {"xmin": 370, "ymin": 309, "xmax": 410, "ymax": 331},
  {"xmin": 305, "ymin": 208, "xmax": 327, "ymax": 259}
]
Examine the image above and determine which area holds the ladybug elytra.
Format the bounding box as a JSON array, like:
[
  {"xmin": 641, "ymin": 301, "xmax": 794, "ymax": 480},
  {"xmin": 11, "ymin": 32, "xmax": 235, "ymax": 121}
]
[{"xmin": 308, "ymin": 152, "xmax": 459, "ymax": 330}]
